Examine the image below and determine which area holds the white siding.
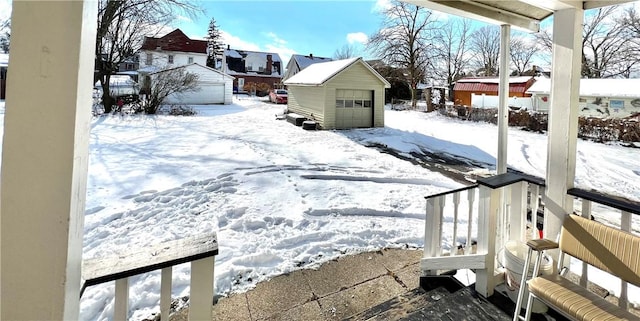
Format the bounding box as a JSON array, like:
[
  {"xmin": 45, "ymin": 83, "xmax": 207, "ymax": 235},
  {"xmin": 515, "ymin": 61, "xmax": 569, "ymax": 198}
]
[
  {"xmin": 161, "ymin": 64, "xmax": 233, "ymax": 105},
  {"xmin": 325, "ymin": 62, "xmax": 386, "ymax": 128},
  {"xmin": 287, "ymin": 86, "xmax": 326, "ymax": 126},
  {"xmin": 141, "ymin": 50, "xmax": 207, "ymax": 68}
]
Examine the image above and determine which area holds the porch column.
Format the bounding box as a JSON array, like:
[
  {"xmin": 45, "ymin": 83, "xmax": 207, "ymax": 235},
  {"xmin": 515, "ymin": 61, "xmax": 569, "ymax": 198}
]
[
  {"xmin": 1, "ymin": 1, "xmax": 97, "ymax": 320},
  {"xmin": 544, "ymin": 8, "xmax": 583, "ymax": 245},
  {"xmin": 497, "ymin": 24, "xmax": 510, "ymax": 174}
]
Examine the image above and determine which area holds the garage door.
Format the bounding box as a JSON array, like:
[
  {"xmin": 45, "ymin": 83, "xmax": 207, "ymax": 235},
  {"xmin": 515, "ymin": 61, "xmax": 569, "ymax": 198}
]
[
  {"xmin": 335, "ymin": 89, "xmax": 373, "ymax": 129},
  {"xmin": 168, "ymin": 82, "xmax": 225, "ymax": 105}
]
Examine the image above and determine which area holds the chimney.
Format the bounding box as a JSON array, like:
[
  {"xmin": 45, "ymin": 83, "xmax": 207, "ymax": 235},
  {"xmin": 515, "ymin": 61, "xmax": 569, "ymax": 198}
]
[
  {"xmin": 309, "ymin": 53, "xmax": 313, "ymax": 59},
  {"xmin": 227, "ymin": 44, "xmax": 230, "ymax": 50},
  {"xmin": 266, "ymin": 54, "xmax": 273, "ymax": 74}
]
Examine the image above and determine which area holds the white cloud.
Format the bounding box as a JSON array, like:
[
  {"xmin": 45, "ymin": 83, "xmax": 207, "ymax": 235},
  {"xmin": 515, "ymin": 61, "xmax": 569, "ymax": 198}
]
[
  {"xmin": 220, "ymin": 30, "xmax": 260, "ymax": 51},
  {"xmin": 0, "ymin": 0, "xmax": 12, "ymax": 21},
  {"xmin": 264, "ymin": 32, "xmax": 287, "ymax": 46},
  {"xmin": 372, "ymin": 0, "xmax": 392, "ymax": 13},
  {"xmin": 347, "ymin": 32, "xmax": 368, "ymax": 45},
  {"xmin": 175, "ymin": 15, "xmax": 192, "ymax": 24}
]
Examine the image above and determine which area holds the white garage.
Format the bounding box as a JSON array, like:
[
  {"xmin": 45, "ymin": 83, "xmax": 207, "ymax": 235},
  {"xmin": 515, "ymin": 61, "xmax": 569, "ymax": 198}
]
[
  {"xmin": 153, "ymin": 63, "xmax": 234, "ymax": 105},
  {"xmin": 284, "ymin": 57, "xmax": 390, "ymax": 129}
]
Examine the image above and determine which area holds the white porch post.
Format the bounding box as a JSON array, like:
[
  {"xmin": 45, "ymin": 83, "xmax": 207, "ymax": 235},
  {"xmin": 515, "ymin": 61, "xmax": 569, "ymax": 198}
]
[
  {"xmin": 544, "ymin": 8, "xmax": 583, "ymax": 244},
  {"xmin": 497, "ymin": 24, "xmax": 510, "ymax": 174},
  {"xmin": 0, "ymin": 1, "xmax": 97, "ymax": 320}
]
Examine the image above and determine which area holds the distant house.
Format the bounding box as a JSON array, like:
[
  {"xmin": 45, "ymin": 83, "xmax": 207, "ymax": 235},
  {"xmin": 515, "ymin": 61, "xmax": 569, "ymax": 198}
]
[
  {"xmin": 151, "ymin": 63, "xmax": 234, "ymax": 105},
  {"xmin": 453, "ymin": 76, "xmax": 536, "ymax": 106},
  {"xmin": 282, "ymin": 54, "xmax": 332, "ymax": 81},
  {"xmin": 223, "ymin": 47, "xmax": 283, "ymax": 94},
  {"xmin": 138, "ymin": 29, "xmax": 233, "ymax": 104},
  {"xmin": 0, "ymin": 53, "xmax": 7, "ymax": 100},
  {"xmin": 284, "ymin": 57, "xmax": 390, "ymax": 129},
  {"xmin": 527, "ymin": 78, "xmax": 640, "ymax": 118}
]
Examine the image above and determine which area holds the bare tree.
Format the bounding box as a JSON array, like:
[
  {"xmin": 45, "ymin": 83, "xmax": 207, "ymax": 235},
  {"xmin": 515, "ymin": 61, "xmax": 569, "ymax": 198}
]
[
  {"xmin": 510, "ymin": 36, "xmax": 538, "ymax": 75},
  {"xmin": 0, "ymin": 18, "xmax": 9, "ymax": 53},
  {"xmin": 623, "ymin": 6, "xmax": 640, "ymax": 36},
  {"xmin": 333, "ymin": 44, "xmax": 359, "ymax": 60},
  {"xmin": 432, "ymin": 18, "xmax": 473, "ymax": 89},
  {"xmin": 470, "ymin": 25, "xmax": 500, "ymax": 76},
  {"xmin": 146, "ymin": 67, "xmax": 199, "ymax": 114},
  {"xmin": 536, "ymin": 6, "xmax": 639, "ymax": 78},
  {"xmin": 95, "ymin": 0, "xmax": 201, "ymax": 113},
  {"xmin": 367, "ymin": 0, "xmax": 437, "ymax": 109}
]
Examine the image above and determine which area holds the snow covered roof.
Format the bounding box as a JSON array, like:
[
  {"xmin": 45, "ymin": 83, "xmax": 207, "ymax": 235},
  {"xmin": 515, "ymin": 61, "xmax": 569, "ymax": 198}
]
[
  {"xmin": 224, "ymin": 49, "xmax": 282, "ymax": 62},
  {"xmin": 456, "ymin": 76, "xmax": 535, "ymax": 84},
  {"xmin": 527, "ymin": 78, "xmax": 640, "ymax": 98},
  {"xmin": 0, "ymin": 53, "xmax": 8, "ymax": 67},
  {"xmin": 284, "ymin": 57, "xmax": 390, "ymax": 87},
  {"xmin": 291, "ymin": 54, "xmax": 332, "ymax": 70},
  {"xmin": 94, "ymin": 75, "xmax": 138, "ymax": 88}
]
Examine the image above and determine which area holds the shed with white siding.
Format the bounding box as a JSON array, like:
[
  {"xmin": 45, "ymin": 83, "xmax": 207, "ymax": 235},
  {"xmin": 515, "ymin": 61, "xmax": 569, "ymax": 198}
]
[
  {"xmin": 283, "ymin": 57, "xmax": 390, "ymax": 129},
  {"xmin": 153, "ymin": 63, "xmax": 234, "ymax": 105}
]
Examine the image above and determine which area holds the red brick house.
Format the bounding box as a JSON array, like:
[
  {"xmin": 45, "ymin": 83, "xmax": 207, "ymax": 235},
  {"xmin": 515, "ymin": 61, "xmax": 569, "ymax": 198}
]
[{"xmin": 223, "ymin": 47, "xmax": 283, "ymax": 94}]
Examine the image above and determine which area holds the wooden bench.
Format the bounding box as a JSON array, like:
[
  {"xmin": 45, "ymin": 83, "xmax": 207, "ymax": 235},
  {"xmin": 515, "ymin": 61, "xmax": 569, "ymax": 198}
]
[
  {"xmin": 513, "ymin": 215, "xmax": 640, "ymax": 321},
  {"xmin": 82, "ymin": 232, "xmax": 218, "ymax": 321},
  {"xmin": 286, "ymin": 113, "xmax": 306, "ymax": 126}
]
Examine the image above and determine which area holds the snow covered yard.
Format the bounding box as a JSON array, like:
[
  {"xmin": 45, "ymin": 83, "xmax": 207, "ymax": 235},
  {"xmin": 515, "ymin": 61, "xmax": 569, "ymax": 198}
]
[{"xmin": 0, "ymin": 97, "xmax": 638, "ymax": 320}]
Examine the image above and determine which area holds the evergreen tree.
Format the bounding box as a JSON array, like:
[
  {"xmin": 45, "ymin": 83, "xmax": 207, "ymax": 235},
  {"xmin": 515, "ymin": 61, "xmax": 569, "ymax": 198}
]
[{"xmin": 206, "ymin": 18, "xmax": 224, "ymax": 69}]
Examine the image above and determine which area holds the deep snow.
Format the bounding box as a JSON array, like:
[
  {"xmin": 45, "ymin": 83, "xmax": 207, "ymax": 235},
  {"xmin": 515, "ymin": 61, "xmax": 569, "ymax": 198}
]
[{"xmin": 0, "ymin": 97, "xmax": 637, "ymax": 320}]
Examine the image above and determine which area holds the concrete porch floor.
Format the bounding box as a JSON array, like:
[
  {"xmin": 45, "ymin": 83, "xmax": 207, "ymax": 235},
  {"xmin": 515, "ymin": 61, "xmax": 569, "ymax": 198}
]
[{"xmin": 171, "ymin": 248, "xmax": 424, "ymax": 321}]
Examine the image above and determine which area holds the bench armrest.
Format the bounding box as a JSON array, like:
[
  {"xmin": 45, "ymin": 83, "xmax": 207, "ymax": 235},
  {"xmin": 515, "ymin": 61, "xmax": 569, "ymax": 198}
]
[{"xmin": 526, "ymin": 239, "xmax": 558, "ymax": 252}]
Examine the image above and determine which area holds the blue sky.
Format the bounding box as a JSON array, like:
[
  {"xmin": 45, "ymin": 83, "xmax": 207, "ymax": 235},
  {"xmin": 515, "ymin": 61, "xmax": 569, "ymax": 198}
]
[{"xmin": 175, "ymin": 0, "xmax": 391, "ymax": 64}]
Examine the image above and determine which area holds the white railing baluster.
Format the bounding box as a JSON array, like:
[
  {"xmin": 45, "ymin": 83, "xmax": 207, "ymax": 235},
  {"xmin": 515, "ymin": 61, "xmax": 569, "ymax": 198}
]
[
  {"xmin": 161, "ymin": 267, "xmax": 172, "ymax": 320},
  {"xmin": 530, "ymin": 185, "xmax": 540, "ymax": 239},
  {"xmin": 114, "ymin": 278, "xmax": 129, "ymax": 321},
  {"xmin": 452, "ymin": 192, "xmax": 461, "ymax": 256},
  {"xmin": 467, "ymin": 189, "xmax": 475, "ymax": 254},
  {"xmin": 188, "ymin": 257, "xmax": 215, "ymax": 321},
  {"xmin": 580, "ymin": 200, "xmax": 591, "ymax": 288},
  {"xmin": 435, "ymin": 196, "xmax": 444, "ymax": 257},
  {"xmin": 425, "ymin": 197, "xmax": 439, "ymax": 262},
  {"xmin": 510, "ymin": 181, "xmax": 527, "ymax": 242},
  {"xmin": 619, "ymin": 210, "xmax": 631, "ymax": 310}
]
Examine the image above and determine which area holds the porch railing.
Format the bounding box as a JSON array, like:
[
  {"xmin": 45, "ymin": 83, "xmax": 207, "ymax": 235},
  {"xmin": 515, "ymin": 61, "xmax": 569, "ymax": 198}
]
[
  {"xmin": 81, "ymin": 232, "xmax": 218, "ymax": 321},
  {"xmin": 422, "ymin": 172, "xmax": 640, "ymax": 301},
  {"xmin": 423, "ymin": 172, "xmax": 546, "ymax": 297}
]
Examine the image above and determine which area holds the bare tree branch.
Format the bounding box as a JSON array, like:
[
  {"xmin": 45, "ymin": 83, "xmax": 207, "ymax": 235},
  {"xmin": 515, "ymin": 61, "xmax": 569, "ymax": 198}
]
[
  {"xmin": 367, "ymin": 0, "xmax": 437, "ymax": 109},
  {"xmin": 469, "ymin": 25, "xmax": 500, "ymax": 76}
]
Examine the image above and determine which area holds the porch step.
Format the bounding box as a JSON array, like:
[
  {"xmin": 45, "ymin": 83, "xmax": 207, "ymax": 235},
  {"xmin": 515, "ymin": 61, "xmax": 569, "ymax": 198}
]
[
  {"xmin": 343, "ymin": 287, "xmax": 451, "ymax": 321},
  {"xmin": 345, "ymin": 278, "xmax": 517, "ymax": 321}
]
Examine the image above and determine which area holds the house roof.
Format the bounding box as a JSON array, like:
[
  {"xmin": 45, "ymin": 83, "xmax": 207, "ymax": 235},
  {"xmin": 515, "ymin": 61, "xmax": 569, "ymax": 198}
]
[
  {"xmin": 224, "ymin": 49, "xmax": 282, "ymax": 63},
  {"xmin": 527, "ymin": 78, "xmax": 640, "ymax": 98},
  {"xmin": 284, "ymin": 57, "xmax": 391, "ymax": 87},
  {"xmin": 291, "ymin": 54, "xmax": 332, "ymax": 70},
  {"xmin": 141, "ymin": 29, "xmax": 207, "ymax": 54},
  {"xmin": 453, "ymin": 76, "xmax": 536, "ymax": 93},
  {"xmin": 150, "ymin": 63, "xmax": 234, "ymax": 80}
]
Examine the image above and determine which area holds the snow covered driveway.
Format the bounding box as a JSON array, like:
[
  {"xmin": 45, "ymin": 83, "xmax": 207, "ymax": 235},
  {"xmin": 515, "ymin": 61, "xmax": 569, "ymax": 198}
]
[{"xmin": 80, "ymin": 98, "xmax": 462, "ymax": 320}]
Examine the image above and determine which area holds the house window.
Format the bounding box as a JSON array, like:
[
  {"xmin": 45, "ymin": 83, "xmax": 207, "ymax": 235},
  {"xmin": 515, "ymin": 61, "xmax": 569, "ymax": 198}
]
[
  {"xmin": 259, "ymin": 66, "xmax": 264, "ymax": 72},
  {"xmin": 247, "ymin": 63, "xmax": 253, "ymax": 71},
  {"xmin": 146, "ymin": 53, "xmax": 152, "ymax": 65},
  {"xmin": 126, "ymin": 63, "xmax": 135, "ymax": 70},
  {"xmin": 188, "ymin": 57, "xmax": 194, "ymax": 64},
  {"xmin": 168, "ymin": 55, "xmax": 174, "ymax": 64},
  {"xmin": 336, "ymin": 89, "xmax": 372, "ymax": 108}
]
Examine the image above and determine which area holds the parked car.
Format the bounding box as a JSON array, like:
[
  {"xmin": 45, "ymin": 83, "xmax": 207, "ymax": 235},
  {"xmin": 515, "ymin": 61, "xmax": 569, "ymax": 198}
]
[{"xmin": 269, "ymin": 89, "xmax": 288, "ymax": 104}]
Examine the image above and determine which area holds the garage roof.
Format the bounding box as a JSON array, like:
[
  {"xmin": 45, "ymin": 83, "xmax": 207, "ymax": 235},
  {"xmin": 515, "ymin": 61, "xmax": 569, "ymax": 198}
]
[
  {"xmin": 400, "ymin": 0, "xmax": 634, "ymax": 32},
  {"xmin": 284, "ymin": 57, "xmax": 390, "ymax": 87}
]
